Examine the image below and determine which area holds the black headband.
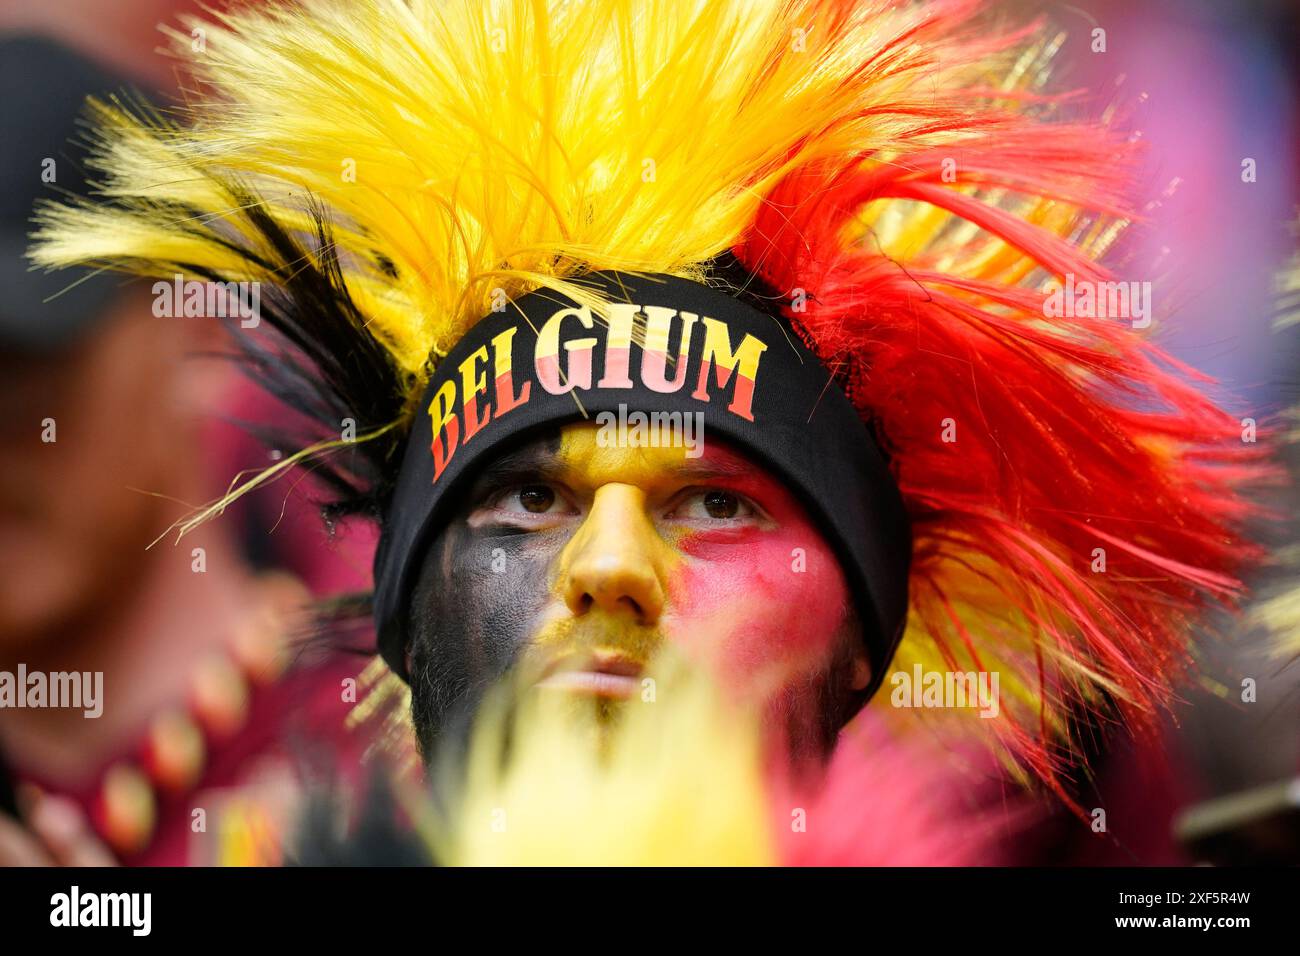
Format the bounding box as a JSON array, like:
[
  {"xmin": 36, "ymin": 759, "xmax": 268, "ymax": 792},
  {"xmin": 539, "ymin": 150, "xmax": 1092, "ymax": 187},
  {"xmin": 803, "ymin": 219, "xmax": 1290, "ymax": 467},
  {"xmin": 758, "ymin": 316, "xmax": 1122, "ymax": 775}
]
[{"xmin": 372, "ymin": 271, "xmax": 911, "ymax": 697}]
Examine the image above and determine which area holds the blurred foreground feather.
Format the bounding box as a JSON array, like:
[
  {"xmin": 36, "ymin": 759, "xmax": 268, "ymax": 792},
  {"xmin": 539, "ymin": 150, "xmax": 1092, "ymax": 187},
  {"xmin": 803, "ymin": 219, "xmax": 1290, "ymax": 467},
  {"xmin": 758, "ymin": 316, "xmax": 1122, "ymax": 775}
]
[{"xmin": 337, "ymin": 654, "xmax": 1022, "ymax": 866}]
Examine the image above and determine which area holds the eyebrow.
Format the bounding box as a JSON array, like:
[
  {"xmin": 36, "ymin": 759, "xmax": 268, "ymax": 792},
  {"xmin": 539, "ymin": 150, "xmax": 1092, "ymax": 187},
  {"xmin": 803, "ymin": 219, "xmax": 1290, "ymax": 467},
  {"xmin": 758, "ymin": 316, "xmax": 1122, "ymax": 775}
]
[
  {"xmin": 665, "ymin": 456, "xmax": 755, "ymax": 481},
  {"xmin": 465, "ymin": 439, "xmax": 561, "ymax": 493}
]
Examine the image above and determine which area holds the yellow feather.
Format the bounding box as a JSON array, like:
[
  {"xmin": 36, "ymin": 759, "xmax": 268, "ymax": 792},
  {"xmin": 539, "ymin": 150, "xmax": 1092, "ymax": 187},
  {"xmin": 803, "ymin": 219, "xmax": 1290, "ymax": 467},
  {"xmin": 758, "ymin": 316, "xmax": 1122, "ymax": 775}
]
[
  {"xmin": 420, "ymin": 654, "xmax": 776, "ymax": 866},
  {"xmin": 30, "ymin": 0, "xmax": 1007, "ymax": 377}
]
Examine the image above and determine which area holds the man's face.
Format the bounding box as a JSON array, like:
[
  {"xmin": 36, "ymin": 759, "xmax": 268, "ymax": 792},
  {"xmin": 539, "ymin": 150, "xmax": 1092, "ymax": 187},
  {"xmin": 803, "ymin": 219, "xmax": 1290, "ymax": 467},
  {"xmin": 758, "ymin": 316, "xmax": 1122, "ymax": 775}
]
[
  {"xmin": 407, "ymin": 423, "xmax": 868, "ymax": 759},
  {"xmin": 0, "ymin": 290, "xmax": 187, "ymax": 651}
]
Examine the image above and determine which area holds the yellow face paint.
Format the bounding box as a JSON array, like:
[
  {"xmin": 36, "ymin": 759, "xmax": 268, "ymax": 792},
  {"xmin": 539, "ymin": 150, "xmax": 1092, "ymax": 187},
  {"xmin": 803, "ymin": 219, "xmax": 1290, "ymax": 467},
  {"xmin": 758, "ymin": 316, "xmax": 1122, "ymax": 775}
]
[{"xmin": 527, "ymin": 427, "xmax": 686, "ymax": 668}]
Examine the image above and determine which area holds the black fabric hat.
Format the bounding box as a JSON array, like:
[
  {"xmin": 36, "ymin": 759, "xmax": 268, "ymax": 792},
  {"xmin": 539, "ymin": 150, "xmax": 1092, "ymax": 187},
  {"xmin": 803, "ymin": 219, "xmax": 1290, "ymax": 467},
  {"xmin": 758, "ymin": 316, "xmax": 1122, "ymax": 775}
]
[{"xmin": 0, "ymin": 35, "xmax": 139, "ymax": 351}]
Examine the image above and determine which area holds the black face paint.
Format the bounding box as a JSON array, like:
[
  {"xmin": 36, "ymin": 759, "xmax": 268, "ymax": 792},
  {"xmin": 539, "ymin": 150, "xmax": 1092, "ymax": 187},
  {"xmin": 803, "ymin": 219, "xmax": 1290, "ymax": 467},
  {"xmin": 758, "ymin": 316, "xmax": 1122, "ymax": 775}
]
[{"xmin": 407, "ymin": 432, "xmax": 567, "ymax": 758}]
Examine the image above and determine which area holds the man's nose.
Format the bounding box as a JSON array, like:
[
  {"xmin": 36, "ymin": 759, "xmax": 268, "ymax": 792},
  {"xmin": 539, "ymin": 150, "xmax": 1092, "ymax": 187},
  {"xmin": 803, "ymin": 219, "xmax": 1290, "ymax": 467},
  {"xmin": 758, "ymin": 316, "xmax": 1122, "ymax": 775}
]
[{"xmin": 559, "ymin": 484, "xmax": 667, "ymax": 624}]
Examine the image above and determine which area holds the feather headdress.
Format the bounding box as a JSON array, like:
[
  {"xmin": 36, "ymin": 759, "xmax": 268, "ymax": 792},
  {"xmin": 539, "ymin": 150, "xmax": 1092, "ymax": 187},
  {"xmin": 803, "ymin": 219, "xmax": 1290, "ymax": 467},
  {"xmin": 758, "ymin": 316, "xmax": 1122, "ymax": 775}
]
[{"xmin": 29, "ymin": 0, "xmax": 1263, "ymax": 791}]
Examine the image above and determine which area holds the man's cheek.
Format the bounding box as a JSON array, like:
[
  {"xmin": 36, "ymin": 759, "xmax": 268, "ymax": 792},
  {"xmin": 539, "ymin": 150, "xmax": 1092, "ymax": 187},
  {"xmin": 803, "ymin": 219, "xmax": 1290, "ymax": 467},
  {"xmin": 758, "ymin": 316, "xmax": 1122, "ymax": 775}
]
[
  {"xmin": 455, "ymin": 535, "xmax": 557, "ymax": 665},
  {"xmin": 667, "ymin": 535, "xmax": 848, "ymax": 680}
]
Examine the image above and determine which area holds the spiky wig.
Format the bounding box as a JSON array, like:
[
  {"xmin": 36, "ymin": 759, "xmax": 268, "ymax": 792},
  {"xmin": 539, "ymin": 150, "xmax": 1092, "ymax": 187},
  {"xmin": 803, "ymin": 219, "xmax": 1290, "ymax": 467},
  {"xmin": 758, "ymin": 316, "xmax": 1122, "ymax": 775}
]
[{"xmin": 30, "ymin": 0, "xmax": 1263, "ymax": 790}]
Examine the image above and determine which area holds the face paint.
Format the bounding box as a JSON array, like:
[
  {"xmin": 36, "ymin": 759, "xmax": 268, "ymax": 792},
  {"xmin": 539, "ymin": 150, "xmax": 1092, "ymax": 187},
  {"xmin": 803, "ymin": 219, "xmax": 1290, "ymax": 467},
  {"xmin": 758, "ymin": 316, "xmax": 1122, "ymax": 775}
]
[
  {"xmin": 377, "ymin": 271, "xmax": 910, "ymax": 698},
  {"xmin": 407, "ymin": 423, "xmax": 862, "ymax": 760}
]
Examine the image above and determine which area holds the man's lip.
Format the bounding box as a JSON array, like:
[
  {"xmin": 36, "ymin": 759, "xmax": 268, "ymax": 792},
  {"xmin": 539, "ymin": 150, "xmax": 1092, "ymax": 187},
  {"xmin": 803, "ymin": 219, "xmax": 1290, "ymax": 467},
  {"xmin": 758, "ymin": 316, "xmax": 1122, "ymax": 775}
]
[
  {"xmin": 534, "ymin": 651, "xmax": 645, "ymax": 698},
  {"xmin": 535, "ymin": 671, "xmax": 640, "ymax": 698}
]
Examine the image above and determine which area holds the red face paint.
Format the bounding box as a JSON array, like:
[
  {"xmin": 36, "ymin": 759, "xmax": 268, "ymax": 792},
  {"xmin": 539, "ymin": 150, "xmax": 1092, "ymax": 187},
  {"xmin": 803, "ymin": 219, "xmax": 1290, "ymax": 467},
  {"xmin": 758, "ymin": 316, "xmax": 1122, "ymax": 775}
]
[{"xmin": 660, "ymin": 456, "xmax": 853, "ymax": 697}]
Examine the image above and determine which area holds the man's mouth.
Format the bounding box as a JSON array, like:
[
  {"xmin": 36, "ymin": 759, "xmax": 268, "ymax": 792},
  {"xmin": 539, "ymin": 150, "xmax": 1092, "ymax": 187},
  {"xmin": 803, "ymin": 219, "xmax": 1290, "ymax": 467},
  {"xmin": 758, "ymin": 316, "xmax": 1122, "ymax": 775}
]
[{"xmin": 535, "ymin": 651, "xmax": 645, "ymax": 699}]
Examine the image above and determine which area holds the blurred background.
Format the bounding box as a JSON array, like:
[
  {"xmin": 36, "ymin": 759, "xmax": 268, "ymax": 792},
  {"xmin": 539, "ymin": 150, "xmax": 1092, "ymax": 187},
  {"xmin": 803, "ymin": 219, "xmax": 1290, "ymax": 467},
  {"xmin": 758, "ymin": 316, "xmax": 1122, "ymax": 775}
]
[{"xmin": 0, "ymin": 0, "xmax": 1296, "ymax": 865}]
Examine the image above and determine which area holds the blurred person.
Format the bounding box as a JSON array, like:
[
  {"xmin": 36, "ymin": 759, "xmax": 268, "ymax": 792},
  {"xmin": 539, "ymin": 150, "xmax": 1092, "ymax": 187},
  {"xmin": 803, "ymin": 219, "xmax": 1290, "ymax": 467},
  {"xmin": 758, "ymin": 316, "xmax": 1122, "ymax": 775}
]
[
  {"xmin": 27, "ymin": 0, "xmax": 1278, "ymax": 865},
  {"xmin": 1002, "ymin": 0, "xmax": 1300, "ymax": 865},
  {"xmin": 0, "ymin": 34, "xmax": 361, "ymax": 866}
]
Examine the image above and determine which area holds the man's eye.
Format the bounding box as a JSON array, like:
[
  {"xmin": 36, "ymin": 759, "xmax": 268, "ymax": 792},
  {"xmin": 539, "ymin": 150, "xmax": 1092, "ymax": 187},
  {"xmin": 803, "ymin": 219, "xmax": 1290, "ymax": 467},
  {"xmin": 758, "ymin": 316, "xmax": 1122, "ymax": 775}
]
[
  {"xmin": 501, "ymin": 483, "xmax": 566, "ymax": 515},
  {"xmin": 676, "ymin": 489, "xmax": 754, "ymax": 521}
]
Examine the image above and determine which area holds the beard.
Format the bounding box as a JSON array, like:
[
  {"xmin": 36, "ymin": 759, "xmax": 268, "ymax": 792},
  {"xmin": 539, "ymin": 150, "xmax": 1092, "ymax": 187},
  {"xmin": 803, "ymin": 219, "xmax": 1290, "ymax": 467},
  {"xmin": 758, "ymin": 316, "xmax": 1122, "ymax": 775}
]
[
  {"xmin": 760, "ymin": 629, "xmax": 870, "ymax": 766},
  {"xmin": 407, "ymin": 610, "xmax": 866, "ymax": 769}
]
